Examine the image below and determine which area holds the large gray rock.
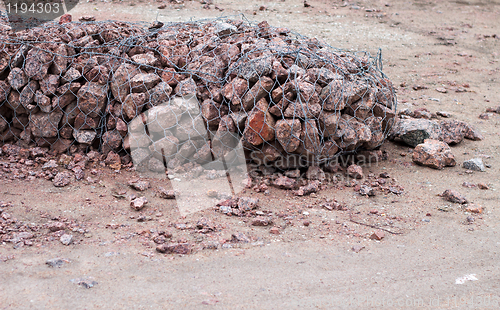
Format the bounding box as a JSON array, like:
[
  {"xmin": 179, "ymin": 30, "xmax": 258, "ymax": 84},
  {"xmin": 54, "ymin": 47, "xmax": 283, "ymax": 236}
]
[{"xmin": 390, "ymin": 118, "xmax": 441, "ymax": 147}]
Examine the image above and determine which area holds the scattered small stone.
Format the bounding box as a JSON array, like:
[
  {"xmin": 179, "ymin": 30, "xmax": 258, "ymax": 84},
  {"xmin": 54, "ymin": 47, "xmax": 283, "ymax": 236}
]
[
  {"xmin": 128, "ymin": 180, "xmax": 150, "ymax": 191},
  {"xmin": 152, "ymin": 234, "xmax": 168, "ymax": 244},
  {"xmin": 462, "ymin": 182, "xmax": 476, "ymax": 188},
  {"xmin": 272, "ymin": 176, "xmax": 297, "ymax": 189},
  {"xmin": 202, "ymin": 299, "xmax": 219, "ymax": 306},
  {"xmin": 207, "ymin": 189, "xmax": 218, "ymax": 198},
  {"xmin": 174, "ymin": 223, "xmax": 189, "ymax": 230},
  {"xmin": 251, "ymin": 217, "xmax": 272, "ymax": 226},
  {"xmin": 59, "ymin": 14, "xmax": 72, "ymax": 24},
  {"xmin": 347, "ymin": 164, "xmax": 364, "ymax": 179},
  {"xmin": 486, "ymin": 106, "xmax": 500, "ymax": 113},
  {"xmin": 477, "ymin": 183, "xmax": 489, "ymax": 190},
  {"xmin": 438, "ymin": 205, "xmax": 453, "ymax": 212},
  {"xmin": 105, "ymin": 151, "xmax": 121, "ymax": 170},
  {"xmin": 219, "ymin": 205, "xmax": 232, "ymax": 214},
  {"xmin": 46, "ymin": 258, "xmax": 68, "ymax": 268},
  {"xmin": 303, "ymin": 220, "xmax": 310, "ymax": 227},
  {"xmin": 47, "ymin": 222, "xmax": 66, "ymax": 232},
  {"xmin": 435, "ymin": 87, "xmax": 447, "ymax": 93},
  {"xmin": 294, "ymin": 180, "xmax": 320, "ymax": 196},
  {"xmin": 196, "ymin": 218, "xmax": 214, "ymax": 231},
  {"xmin": 130, "ymin": 196, "xmax": 148, "ymax": 210},
  {"xmin": 42, "ymin": 159, "xmax": 58, "ymax": 170},
  {"xmin": 463, "ymin": 158, "xmax": 485, "ymax": 172},
  {"xmin": 412, "ymin": 108, "xmax": 432, "ymax": 119},
  {"xmin": 237, "ymin": 197, "xmax": 259, "ymax": 211},
  {"xmin": 479, "ymin": 113, "xmax": 490, "ymax": 120},
  {"xmin": 379, "ymin": 172, "xmax": 390, "ymax": 178},
  {"xmin": 230, "ymin": 233, "xmax": 250, "ymax": 243},
  {"xmin": 73, "ymin": 167, "xmax": 85, "ymax": 180},
  {"xmin": 465, "ymin": 204, "xmax": 483, "ymax": 214},
  {"xmin": 53, "ymin": 172, "xmax": 72, "ymax": 187},
  {"xmin": 202, "ymin": 241, "xmax": 219, "ymax": 250},
  {"xmin": 389, "ymin": 186, "xmax": 404, "ymax": 195},
  {"xmin": 242, "ymin": 177, "xmax": 253, "ymax": 188},
  {"xmin": 60, "ymin": 234, "xmax": 73, "ymax": 245},
  {"xmin": 441, "ymin": 189, "xmax": 468, "ymax": 204},
  {"xmin": 79, "ymin": 15, "xmax": 96, "ymax": 22},
  {"xmin": 436, "ymin": 111, "xmax": 451, "ymax": 118},
  {"xmin": 352, "ymin": 245, "xmax": 365, "ymax": 253},
  {"xmin": 71, "ymin": 277, "xmax": 98, "ymax": 289},
  {"xmin": 158, "ymin": 187, "xmax": 177, "ymax": 199},
  {"xmin": 359, "ymin": 185, "xmax": 375, "ymax": 196},
  {"xmin": 370, "ymin": 231, "xmax": 385, "ymax": 240},
  {"xmin": 156, "ymin": 243, "xmax": 192, "ymax": 254},
  {"xmin": 306, "ymin": 166, "xmax": 326, "ymax": 181},
  {"xmin": 269, "ymin": 227, "xmax": 280, "ymax": 235}
]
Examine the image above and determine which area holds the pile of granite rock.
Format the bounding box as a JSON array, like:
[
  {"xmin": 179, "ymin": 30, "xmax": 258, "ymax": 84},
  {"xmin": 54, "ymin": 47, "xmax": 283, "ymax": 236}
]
[{"xmin": 0, "ymin": 18, "xmax": 397, "ymax": 171}]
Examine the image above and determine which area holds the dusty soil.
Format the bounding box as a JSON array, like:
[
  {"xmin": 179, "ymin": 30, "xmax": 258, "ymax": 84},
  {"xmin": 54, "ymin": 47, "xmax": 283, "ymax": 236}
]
[{"xmin": 1, "ymin": 0, "xmax": 500, "ymax": 309}]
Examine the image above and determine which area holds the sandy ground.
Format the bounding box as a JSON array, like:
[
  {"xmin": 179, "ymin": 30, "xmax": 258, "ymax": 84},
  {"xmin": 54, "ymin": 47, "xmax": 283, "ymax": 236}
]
[{"xmin": 1, "ymin": 0, "xmax": 500, "ymax": 309}]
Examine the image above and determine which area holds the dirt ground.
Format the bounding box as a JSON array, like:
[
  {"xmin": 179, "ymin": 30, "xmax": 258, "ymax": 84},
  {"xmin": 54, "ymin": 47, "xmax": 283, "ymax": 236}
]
[{"xmin": 1, "ymin": 0, "xmax": 500, "ymax": 309}]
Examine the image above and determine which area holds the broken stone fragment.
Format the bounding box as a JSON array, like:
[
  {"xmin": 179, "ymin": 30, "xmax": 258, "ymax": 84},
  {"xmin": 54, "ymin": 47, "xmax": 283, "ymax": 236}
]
[
  {"xmin": 237, "ymin": 197, "xmax": 259, "ymax": 211},
  {"xmin": 53, "ymin": 172, "xmax": 72, "ymax": 187},
  {"xmin": 347, "ymin": 164, "xmax": 364, "ymax": 179},
  {"xmin": 29, "ymin": 110, "xmax": 64, "ymax": 138},
  {"xmin": 156, "ymin": 242, "xmax": 191, "ymax": 254},
  {"xmin": 390, "ymin": 118, "xmax": 441, "ymax": 147},
  {"xmin": 111, "ymin": 63, "xmax": 139, "ymax": 103},
  {"xmin": 214, "ymin": 22, "xmax": 237, "ymax": 36},
  {"xmin": 73, "ymin": 130, "xmax": 97, "ymax": 144},
  {"xmin": 412, "ymin": 139, "xmax": 456, "ymax": 169},
  {"xmin": 275, "ymin": 119, "xmax": 301, "ymax": 152},
  {"xmin": 241, "ymin": 76, "xmax": 274, "ymax": 111},
  {"xmin": 441, "ymin": 189, "xmax": 467, "ymax": 204},
  {"xmin": 272, "ymin": 176, "xmax": 297, "ymax": 190},
  {"xmin": 77, "ymin": 82, "xmax": 108, "ymax": 118},
  {"xmin": 24, "ymin": 46, "xmax": 52, "ymax": 80},
  {"xmin": 130, "ymin": 196, "xmax": 148, "ymax": 210},
  {"xmin": 463, "ymin": 158, "xmax": 485, "ymax": 172},
  {"xmin": 294, "ymin": 180, "xmax": 320, "ymax": 196},
  {"xmin": 7, "ymin": 68, "xmax": 28, "ymax": 90},
  {"xmin": 243, "ymin": 98, "xmax": 275, "ymax": 146}
]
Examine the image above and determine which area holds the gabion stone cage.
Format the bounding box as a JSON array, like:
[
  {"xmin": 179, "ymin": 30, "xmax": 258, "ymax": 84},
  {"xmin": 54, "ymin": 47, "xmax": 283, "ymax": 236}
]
[{"xmin": 0, "ymin": 18, "xmax": 396, "ymax": 171}]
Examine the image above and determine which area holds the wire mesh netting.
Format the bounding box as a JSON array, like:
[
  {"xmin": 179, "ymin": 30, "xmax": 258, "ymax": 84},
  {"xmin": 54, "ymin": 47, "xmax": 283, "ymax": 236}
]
[{"xmin": 0, "ymin": 17, "xmax": 397, "ymax": 172}]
